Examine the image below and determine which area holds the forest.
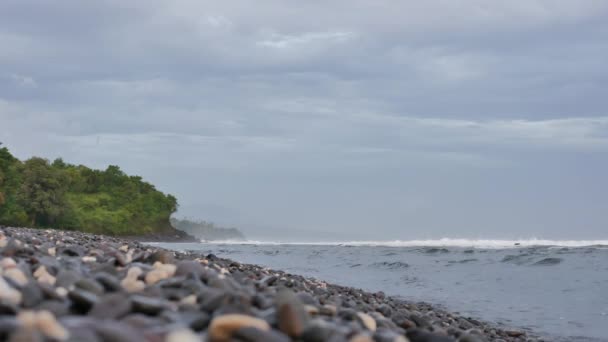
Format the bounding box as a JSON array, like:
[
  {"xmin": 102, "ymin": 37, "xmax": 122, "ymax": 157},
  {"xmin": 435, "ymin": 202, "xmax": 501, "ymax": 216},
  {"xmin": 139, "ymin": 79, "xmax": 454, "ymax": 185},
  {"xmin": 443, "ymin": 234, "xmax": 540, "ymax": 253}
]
[{"xmin": 0, "ymin": 144, "xmax": 177, "ymax": 235}]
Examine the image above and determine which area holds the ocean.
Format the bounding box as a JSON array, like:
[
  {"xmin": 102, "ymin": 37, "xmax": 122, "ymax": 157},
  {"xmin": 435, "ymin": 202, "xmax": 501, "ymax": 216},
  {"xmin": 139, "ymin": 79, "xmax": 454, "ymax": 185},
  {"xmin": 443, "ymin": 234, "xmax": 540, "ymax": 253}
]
[{"xmin": 156, "ymin": 239, "xmax": 608, "ymax": 341}]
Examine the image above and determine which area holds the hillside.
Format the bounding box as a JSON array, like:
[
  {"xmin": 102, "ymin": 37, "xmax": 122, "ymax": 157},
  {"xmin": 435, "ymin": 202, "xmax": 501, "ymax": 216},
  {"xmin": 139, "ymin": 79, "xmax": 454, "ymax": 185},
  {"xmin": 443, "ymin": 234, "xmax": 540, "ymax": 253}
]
[
  {"xmin": 0, "ymin": 144, "xmax": 179, "ymax": 236},
  {"xmin": 171, "ymin": 217, "xmax": 246, "ymax": 241}
]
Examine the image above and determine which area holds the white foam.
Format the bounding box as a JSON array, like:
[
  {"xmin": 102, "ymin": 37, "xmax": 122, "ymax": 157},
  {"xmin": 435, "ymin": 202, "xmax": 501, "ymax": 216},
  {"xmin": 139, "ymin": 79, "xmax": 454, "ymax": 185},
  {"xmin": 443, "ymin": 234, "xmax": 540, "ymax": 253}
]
[{"xmin": 204, "ymin": 238, "xmax": 608, "ymax": 249}]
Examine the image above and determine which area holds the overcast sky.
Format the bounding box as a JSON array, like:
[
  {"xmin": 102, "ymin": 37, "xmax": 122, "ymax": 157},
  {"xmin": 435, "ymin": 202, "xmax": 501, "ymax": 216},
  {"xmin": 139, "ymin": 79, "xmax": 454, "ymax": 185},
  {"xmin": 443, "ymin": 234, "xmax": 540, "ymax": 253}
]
[{"xmin": 1, "ymin": 1, "xmax": 607, "ymax": 240}]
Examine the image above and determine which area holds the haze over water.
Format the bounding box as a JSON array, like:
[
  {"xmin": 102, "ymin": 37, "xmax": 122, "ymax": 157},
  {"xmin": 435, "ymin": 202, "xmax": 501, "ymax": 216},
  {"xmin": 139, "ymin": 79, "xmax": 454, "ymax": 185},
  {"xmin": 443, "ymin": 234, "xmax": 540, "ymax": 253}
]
[{"xmin": 158, "ymin": 240, "xmax": 608, "ymax": 342}]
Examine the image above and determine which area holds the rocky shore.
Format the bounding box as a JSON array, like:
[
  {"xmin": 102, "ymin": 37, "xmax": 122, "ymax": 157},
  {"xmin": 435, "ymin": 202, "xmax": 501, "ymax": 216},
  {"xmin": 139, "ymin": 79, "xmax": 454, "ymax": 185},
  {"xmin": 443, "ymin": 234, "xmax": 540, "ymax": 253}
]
[{"xmin": 0, "ymin": 226, "xmax": 539, "ymax": 342}]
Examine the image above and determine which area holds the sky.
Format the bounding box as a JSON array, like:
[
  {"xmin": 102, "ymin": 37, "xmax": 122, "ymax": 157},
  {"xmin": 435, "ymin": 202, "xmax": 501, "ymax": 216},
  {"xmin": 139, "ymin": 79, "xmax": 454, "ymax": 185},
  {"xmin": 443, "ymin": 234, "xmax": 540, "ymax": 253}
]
[{"xmin": 1, "ymin": 0, "xmax": 607, "ymax": 240}]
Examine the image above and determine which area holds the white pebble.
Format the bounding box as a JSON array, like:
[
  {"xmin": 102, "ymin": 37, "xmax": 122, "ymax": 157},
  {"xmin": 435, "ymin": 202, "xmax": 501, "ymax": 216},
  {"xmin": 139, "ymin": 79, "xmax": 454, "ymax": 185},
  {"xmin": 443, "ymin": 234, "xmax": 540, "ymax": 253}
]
[
  {"xmin": 165, "ymin": 328, "xmax": 199, "ymax": 342},
  {"xmin": 0, "ymin": 277, "xmax": 22, "ymax": 305},
  {"xmin": 4, "ymin": 268, "xmax": 28, "ymax": 286},
  {"xmin": 81, "ymin": 256, "xmax": 97, "ymax": 263}
]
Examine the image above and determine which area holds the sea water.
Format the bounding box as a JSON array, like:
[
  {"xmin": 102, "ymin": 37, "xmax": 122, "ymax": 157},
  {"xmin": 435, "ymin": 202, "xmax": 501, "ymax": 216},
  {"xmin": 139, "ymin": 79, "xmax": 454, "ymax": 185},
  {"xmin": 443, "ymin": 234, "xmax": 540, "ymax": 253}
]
[{"xmin": 156, "ymin": 239, "xmax": 608, "ymax": 341}]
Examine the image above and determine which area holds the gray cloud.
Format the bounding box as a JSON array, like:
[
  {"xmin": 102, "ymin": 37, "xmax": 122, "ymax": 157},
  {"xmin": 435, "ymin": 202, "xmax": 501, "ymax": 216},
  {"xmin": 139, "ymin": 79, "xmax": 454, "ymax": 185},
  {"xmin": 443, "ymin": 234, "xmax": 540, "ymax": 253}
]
[{"xmin": 1, "ymin": 1, "xmax": 608, "ymax": 240}]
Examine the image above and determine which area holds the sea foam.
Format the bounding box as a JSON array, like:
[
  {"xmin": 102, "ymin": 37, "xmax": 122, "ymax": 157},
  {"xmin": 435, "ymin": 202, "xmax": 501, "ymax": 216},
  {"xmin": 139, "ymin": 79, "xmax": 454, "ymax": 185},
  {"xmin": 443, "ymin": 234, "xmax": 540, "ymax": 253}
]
[{"xmin": 205, "ymin": 238, "xmax": 608, "ymax": 249}]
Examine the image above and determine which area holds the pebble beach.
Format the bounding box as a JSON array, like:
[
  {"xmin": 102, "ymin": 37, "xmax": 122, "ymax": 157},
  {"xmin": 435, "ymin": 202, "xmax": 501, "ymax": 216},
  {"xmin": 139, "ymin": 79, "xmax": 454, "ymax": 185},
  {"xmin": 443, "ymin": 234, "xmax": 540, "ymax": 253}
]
[{"xmin": 0, "ymin": 226, "xmax": 539, "ymax": 342}]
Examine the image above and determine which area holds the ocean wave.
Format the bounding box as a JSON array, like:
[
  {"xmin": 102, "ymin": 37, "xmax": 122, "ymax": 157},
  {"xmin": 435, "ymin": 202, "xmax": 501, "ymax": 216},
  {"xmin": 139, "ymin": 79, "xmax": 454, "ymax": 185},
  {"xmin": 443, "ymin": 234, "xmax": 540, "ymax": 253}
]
[
  {"xmin": 202, "ymin": 238, "xmax": 608, "ymax": 249},
  {"xmin": 370, "ymin": 261, "xmax": 410, "ymax": 269}
]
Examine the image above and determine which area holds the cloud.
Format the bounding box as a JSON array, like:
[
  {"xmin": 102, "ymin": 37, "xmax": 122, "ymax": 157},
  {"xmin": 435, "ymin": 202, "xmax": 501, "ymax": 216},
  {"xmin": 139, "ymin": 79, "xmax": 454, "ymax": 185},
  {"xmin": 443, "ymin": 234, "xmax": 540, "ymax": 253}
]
[
  {"xmin": 1, "ymin": 1, "xmax": 608, "ymax": 238},
  {"xmin": 257, "ymin": 31, "xmax": 355, "ymax": 49}
]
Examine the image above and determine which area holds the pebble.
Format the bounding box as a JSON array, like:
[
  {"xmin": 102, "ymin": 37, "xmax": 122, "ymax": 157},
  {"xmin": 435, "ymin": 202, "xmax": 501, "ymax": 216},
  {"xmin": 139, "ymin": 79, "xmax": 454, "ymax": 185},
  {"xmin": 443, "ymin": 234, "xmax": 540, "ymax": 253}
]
[
  {"xmin": 4, "ymin": 268, "xmax": 28, "ymax": 286},
  {"xmin": 131, "ymin": 295, "xmax": 167, "ymax": 315},
  {"xmin": 0, "ymin": 226, "xmax": 538, "ymax": 342},
  {"xmin": 233, "ymin": 326, "xmax": 291, "ymax": 342},
  {"xmin": 208, "ymin": 314, "xmax": 271, "ymax": 342},
  {"xmin": 144, "ymin": 262, "xmax": 176, "ymax": 285},
  {"xmin": 0, "ymin": 277, "xmax": 22, "ymax": 305},
  {"xmin": 121, "ymin": 267, "xmax": 145, "ymax": 292},
  {"xmin": 357, "ymin": 312, "xmax": 377, "ymax": 331},
  {"xmin": 276, "ymin": 289, "xmax": 310, "ymax": 337},
  {"xmin": 33, "ymin": 266, "xmax": 56, "ymax": 286},
  {"xmin": 165, "ymin": 328, "xmax": 200, "ymax": 342},
  {"xmin": 89, "ymin": 293, "xmax": 132, "ymax": 319},
  {"xmin": 17, "ymin": 310, "xmax": 69, "ymax": 340}
]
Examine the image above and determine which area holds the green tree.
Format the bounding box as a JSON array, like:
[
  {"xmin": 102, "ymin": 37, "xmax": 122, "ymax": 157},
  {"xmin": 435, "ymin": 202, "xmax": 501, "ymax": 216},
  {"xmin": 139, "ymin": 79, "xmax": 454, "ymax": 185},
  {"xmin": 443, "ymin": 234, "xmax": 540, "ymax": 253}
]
[
  {"xmin": 0, "ymin": 144, "xmax": 178, "ymax": 235},
  {"xmin": 17, "ymin": 157, "xmax": 67, "ymax": 226}
]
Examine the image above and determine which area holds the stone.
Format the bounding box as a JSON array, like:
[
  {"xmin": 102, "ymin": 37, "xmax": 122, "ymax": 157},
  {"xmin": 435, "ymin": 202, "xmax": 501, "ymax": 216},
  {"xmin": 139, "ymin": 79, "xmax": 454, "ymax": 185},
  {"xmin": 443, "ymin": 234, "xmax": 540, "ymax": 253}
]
[
  {"xmin": 121, "ymin": 267, "xmax": 145, "ymax": 293},
  {"xmin": 74, "ymin": 279, "xmax": 104, "ymax": 295},
  {"xmin": 35, "ymin": 301, "xmax": 71, "ymax": 317},
  {"xmin": 8, "ymin": 328, "xmax": 45, "ymax": 342},
  {"xmin": 0, "ymin": 277, "xmax": 22, "ymax": 305},
  {"xmin": 300, "ymin": 320, "xmax": 339, "ymax": 342},
  {"xmin": 374, "ymin": 329, "xmax": 410, "ymax": 342},
  {"xmin": 175, "ymin": 260, "xmax": 206, "ymax": 278},
  {"xmin": 149, "ymin": 250, "xmax": 174, "ymax": 264},
  {"xmin": 89, "ymin": 293, "xmax": 132, "ymax": 319},
  {"xmin": 94, "ymin": 272, "xmax": 122, "ymax": 292},
  {"xmin": 0, "ymin": 300, "xmax": 19, "ymax": 315},
  {"xmin": 144, "ymin": 262, "xmax": 176, "ymax": 285},
  {"xmin": 458, "ymin": 334, "xmax": 486, "ymax": 342},
  {"xmin": 350, "ymin": 333, "xmax": 375, "ymax": 342},
  {"xmin": 0, "ymin": 257, "xmax": 17, "ymax": 269},
  {"xmin": 94, "ymin": 321, "xmax": 146, "ymax": 342},
  {"xmin": 20, "ymin": 283, "xmax": 43, "ymax": 308},
  {"xmin": 276, "ymin": 289, "xmax": 309, "ymax": 337},
  {"xmin": 33, "ymin": 266, "xmax": 56, "ymax": 286},
  {"xmin": 131, "ymin": 295, "xmax": 167, "ymax": 315},
  {"xmin": 59, "ymin": 246, "xmax": 84, "ymax": 257},
  {"xmin": 305, "ymin": 304, "xmax": 320, "ymax": 315},
  {"xmin": 3, "ymin": 268, "xmax": 28, "ymax": 286},
  {"xmin": 505, "ymin": 330, "xmax": 524, "ymax": 337},
  {"xmin": 406, "ymin": 328, "xmax": 455, "ymax": 342},
  {"xmin": 16, "ymin": 310, "xmax": 69, "ymax": 341},
  {"xmin": 180, "ymin": 294, "xmax": 198, "ymax": 306},
  {"xmin": 68, "ymin": 289, "xmax": 98, "ymax": 313},
  {"xmin": 208, "ymin": 314, "xmax": 270, "ymax": 342},
  {"xmin": 320, "ymin": 304, "xmax": 337, "ymax": 316},
  {"xmin": 233, "ymin": 327, "xmax": 291, "ymax": 342},
  {"xmin": 165, "ymin": 328, "xmax": 200, "ymax": 342},
  {"xmin": 34, "ymin": 310, "xmax": 70, "ymax": 340},
  {"xmin": 357, "ymin": 312, "xmax": 377, "ymax": 331},
  {"xmin": 55, "ymin": 270, "xmax": 81, "ymax": 288}
]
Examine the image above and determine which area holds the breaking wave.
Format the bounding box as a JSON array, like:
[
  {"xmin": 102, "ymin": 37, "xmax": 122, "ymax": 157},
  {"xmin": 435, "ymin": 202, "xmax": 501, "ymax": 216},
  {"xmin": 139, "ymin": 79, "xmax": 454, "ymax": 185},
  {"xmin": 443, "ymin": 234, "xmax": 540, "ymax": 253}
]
[{"xmin": 207, "ymin": 238, "xmax": 608, "ymax": 249}]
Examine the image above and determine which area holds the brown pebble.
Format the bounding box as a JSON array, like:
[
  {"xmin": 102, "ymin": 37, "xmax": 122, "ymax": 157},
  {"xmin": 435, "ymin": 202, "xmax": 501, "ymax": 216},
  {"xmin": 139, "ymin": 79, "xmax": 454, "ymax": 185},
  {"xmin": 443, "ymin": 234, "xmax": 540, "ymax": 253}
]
[
  {"xmin": 276, "ymin": 290, "xmax": 309, "ymax": 337},
  {"xmin": 208, "ymin": 314, "xmax": 270, "ymax": 342}
]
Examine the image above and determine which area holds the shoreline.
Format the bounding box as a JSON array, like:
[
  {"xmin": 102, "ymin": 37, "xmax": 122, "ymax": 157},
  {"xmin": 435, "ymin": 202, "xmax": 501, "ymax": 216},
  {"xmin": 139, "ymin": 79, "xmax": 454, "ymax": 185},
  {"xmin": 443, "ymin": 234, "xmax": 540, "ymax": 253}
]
[{"xmin": 0, "ymin": 226, "xmax": 539, "ymax": 341}]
